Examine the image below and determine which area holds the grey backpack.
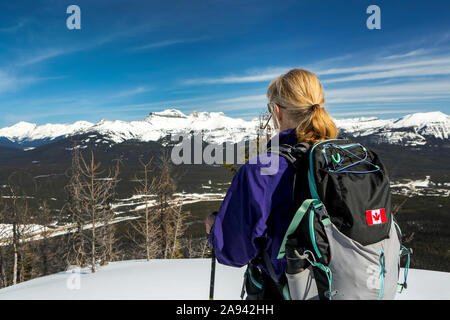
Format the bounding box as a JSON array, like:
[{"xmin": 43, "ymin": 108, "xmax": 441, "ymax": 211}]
[{"xmin": 272, "ymin": 139, "xmax": 412, "ymax": 300}]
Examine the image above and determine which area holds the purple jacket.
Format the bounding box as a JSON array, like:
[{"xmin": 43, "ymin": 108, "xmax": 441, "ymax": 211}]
[{"xmin": 208, "ymin": 128, "xmax": 308, "ymax": 279}]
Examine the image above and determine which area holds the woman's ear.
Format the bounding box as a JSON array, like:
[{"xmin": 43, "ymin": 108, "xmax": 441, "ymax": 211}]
[{"xmin": 275, "ymin": 104, "xmax": 283, "ymax": 122}]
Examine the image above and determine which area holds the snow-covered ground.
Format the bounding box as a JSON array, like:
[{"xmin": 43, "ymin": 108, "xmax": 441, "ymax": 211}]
[
  {"xmin": 390, "ymin": 176, "xmax": 450, "ymax": 197},
  {"xmin": 0, "ymin": 192, "xmax": 226, "ymax": 245},
  {"xmin": 0, "ymin": 259, "xmax": 448, "ymax": 300}
]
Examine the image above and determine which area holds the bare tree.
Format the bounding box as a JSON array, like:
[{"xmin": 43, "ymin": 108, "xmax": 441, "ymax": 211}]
[
  {"xmin": 0, "ymin": 176, "xmax": 34, "ymax": 285},
  {"xmin": 0, "ymin": 249, "xmax": 7, "ymax": 288},
  {"xmin": 0, "ymin": 196, "xmax": 10, "ymax": 287},
  {"xmin": 155, "ymin": 155, "xmax": 176, "ymax": 259},
  {"xmin": 128, "ymin": 152, "xmax": 190, "ymax": 259},
  {"xmin": 64, "ymin": 148, "xmax": 120, "ymax": 272},
  {"xmin": 169, "ymin": 200, "xmax": 190, "ymax": 259},
  {"xmin": 10, "ymin": 190, "xmax": 31, "ymax": 285},
  {"xmin": 152, "ymin": 152, "xmax": 190, "ymax": 259},
  {"xmin": 126, "ymin": 157, "xmax": 160, "ymax": 260},
  {"xmin": 33, "ymin": 200, "xmax": 59, "ymax": 276},
  {"xmin": 64, "ymin": 146, "xmax": 89, "ymax": 268},
  {"xmin": 184, "ymin": 236, "xmax": 210, "ymax": 259},
  {"xmin": 96, "ymin": 203, "xmax": 120, "ymax": 265}
]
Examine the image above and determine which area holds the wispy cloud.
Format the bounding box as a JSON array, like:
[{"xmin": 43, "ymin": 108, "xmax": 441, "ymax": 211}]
[
  {"xmin": 325, "ymin": 80, "xmax": 450, "ymax": 102},
  {"xmin": 193, "ymin": 79, "xmax": 450, "ymax": 113},
  {"xmin": 330, "ymin": 109, "xmax": 424, "ymax": 117},
  {"xmin": 129, "ymin": 36, "xmax": 209, "ymax": 51},
  {"xmin": 324, "ymin": 64, "xmax": 450, "ymax": 84},
  {"xmin": 0, "ymin": 20, "xmax": 27, "ymax": 33},
  {"xmin": 113, "ymin": 86, "xmax": 152, "ymax": 98},
  {"xmin": 16, "ymin": 47, "xmax": 79, "ymax": 67},
  {"xmin": 321, "ymin": 58, "xmax": 450, "ymax": 76},
  {"xmin": 216, "ymin": 94, "xmax": 266, "ymax": 104},
  {"xmin": 181, "ymin": 67, "xmax": 289, "ymax": 85},
  {"xmin": 12, "ymin": 22, "xmax": 163, "ymax": 67},
  {"xmin": 181, "ymin": 52, "xmax": 450, "ymax": 85},
  {"xmin": 381, "ymin": 48, "xmax": 431, "ymax": 60},
  {"xmin": 175, "ymin": 46, "xmax": 450, "ymax": 118},
  {"xmin": 0, "ymin": 70, "xmax": 38, "ymax": 94}
]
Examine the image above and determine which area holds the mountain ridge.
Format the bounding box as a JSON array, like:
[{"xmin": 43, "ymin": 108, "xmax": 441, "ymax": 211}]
[{"xmin": 0, "ymin": 109, "xmax": 449, "ymax": 149}]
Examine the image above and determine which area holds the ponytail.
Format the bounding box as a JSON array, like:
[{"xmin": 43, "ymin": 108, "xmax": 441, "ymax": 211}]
[
  {"xmin": 296, "ymin": 105, "xmax": 338, "ymax": 146},
  {"xmin": 267, "ymin": 69, "xmax": 338, "ymax": 146}
]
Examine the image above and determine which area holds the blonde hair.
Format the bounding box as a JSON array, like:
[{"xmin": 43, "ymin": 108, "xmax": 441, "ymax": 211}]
[{"xmin": 267, "ymin": 69, "xmax": 338, "ymax": 146}]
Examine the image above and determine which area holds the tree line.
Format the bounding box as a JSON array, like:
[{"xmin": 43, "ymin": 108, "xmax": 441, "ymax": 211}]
[{"xmin": 0, "ymin": 147, "xmax": 209, "ymax": 289}]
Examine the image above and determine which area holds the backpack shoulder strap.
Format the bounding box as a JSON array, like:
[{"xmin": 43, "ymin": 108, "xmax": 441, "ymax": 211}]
[
  {"xmin": 261, "ymin": 249, "xmax": 288, "ymax": 299},
  {"xmin": 267, "ymin": 142, "xmax": 310, "ymax": 169},
  {"xmin": 267, "ymin": 142, "xmax": 310, "ymax": 204}
]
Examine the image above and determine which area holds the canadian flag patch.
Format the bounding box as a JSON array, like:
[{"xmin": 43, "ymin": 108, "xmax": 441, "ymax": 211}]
[{"xmin": 366, "ymin": 208, "xmax": 387, "ymax": 225}]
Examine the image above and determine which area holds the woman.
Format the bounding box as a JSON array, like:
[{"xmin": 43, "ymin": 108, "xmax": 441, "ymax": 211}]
[{"xmin": 205, "ymin": 69, "xmax": 338, "ymax": 299}]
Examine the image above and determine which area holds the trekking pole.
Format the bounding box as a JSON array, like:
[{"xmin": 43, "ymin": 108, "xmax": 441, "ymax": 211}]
[{"xmin": 209, "ymin": 249, "xmax": 216, "ymax": 300}]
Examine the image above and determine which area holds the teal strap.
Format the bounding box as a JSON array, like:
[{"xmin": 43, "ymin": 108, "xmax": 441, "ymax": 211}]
[
  {"xmin": 312, "ymin": 261, "xmax": 333, "ymax": 300},
  {"xmin": 378, "ymin": 250, "xmax": 385, "ymax": 300},
  {"xmin": 277, "ymin": 199, "xmax": 320, "ymax": 259},
  {"xmin": 394, "ymin": 221, "xmax": 402, "ymax": 237},
  {"xmin": 397, "ymin": 246, "xmax": 412, "ymax": 293},
  {"xmin": 309, "ymin": 202, "xmax": 326, "ymax": 260},
  {"xmin": 247, "ymin": 268, "xmax": 263, "ymax": 290},
  {"xmin": 283, "ymin": 284, "xmax": 291, "ymax": 300},
  {"xmin": 307, "ymin": 169, "xmax": 320, "ymax": 200}
]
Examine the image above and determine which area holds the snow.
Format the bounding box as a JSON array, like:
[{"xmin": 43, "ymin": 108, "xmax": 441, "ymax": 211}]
[
  {"xmin": 143, "ymin": 110, "xmax": 258, "ymax": 144},
  {"xmin": 0, "ymin": 109, "xmax": 259, "ymax": 145},
  {"xmin": 0, "ymin": 121, "xmax": 93, "ymax": 142},
  {"xmin": 334, "ymin": 117, "xmax": 392, "ymax": 135},
  {"xmin": 334, "ymin": 111, "xmax": 450, "ymax": 133},
  {"xmin": 0, "ymin": 259, "xmax": 447, "ymax": 300},
  {"xmin": 111, "ymin": 192, "xmax": 224, "ymax": 212},
  {"xmin": 411, "ymin": 176, "xmax": 433, "ymax": 188},
  {"xmin": 390, "ymin": 111, "xmax": 450, "ymax": 129},
  {"xmin": 0, "ymin": 121, "xmax": 36, "ymax": 138},
  {"xmin": 390, "ymin": 176, "xmax": 450, "ymax": 197},
  {"xmin": 391, "ymin": 176, "xmax": 450, "ymax": 197},
  {"xmin": 334, "ymin": 111, "xmax": 450, "ymax": 144},
  {"xmin": 1, "ymin": 109, "xmax": 448, "ymax": 147},
  {"xmin": 0, "ymin": 192, "xmax": 226, "ymax": 244},
  {"xmin": 0, "ymin": 223, "xmax": 44, "ymax": 239}
]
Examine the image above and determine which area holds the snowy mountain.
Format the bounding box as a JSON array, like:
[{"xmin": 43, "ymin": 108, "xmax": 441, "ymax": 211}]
[
  {"xmin": 0, "ymin": 109, "xmax": 259, "ymax": 148},
  {"xmin": 0, "ymin": 259, "xmax": 448, "ymax": 300},
  {"xmin": 0, "ymin": 109, "xmax": 449, "ymax": 149},
  {"xmin": 335, "ymin": 111, "xmax": 450, "ymax": 146}
]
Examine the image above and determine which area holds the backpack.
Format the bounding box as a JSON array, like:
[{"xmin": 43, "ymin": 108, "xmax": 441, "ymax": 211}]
[{"xmin": 243, "ymin": 139, "xmax": 412, "ymax": 300}]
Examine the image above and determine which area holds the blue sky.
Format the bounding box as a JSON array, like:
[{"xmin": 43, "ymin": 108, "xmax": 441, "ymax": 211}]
[{"xmin": 0, "ymin": 0, "xmax": 450, "ymax": 127}]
